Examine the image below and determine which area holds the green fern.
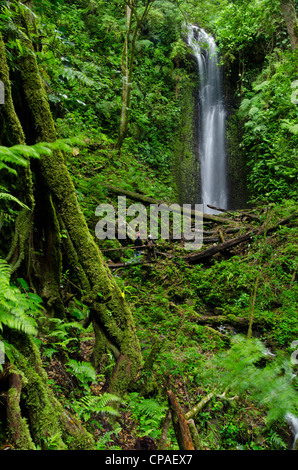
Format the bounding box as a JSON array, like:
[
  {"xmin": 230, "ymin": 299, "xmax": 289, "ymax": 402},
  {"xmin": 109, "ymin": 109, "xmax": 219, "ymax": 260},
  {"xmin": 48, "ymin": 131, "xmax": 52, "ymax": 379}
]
[
  {"xmin": 72, "ymin": 393, "xmax": 124, "ymax": 423},
  {"xmin": 126, "ymin": 393, "xmax": 167, "ymax": 439},
  {"xmin": 66, "ymin": 359, "xmax": 96, "ymax": 384},
  {"xmin": 0, "ymin": 191, "xmax": 30, "ymax": 209},
  {"xmin": 61, "ymin": 67, "xmax": 95, "ymax": 87},
  {"xmin": 0, "ymin": 258, "xmax": 40, "ymax": 336}
]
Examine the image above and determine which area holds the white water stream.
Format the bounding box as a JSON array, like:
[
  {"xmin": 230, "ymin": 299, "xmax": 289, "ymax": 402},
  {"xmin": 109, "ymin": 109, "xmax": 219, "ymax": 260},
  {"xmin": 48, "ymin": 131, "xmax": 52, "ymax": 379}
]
[{"xmin": 187, "ymin": 26, "xmax": 227, "ymax": 214}]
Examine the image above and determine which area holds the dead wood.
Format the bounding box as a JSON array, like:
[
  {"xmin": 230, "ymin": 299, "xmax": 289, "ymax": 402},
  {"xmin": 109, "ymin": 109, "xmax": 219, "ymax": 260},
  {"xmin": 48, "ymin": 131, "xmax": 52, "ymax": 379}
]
[
  {"xmin": 185, "ymin": 392, "xmax": 214, "ymax": 420},
  {"xmin": 167, "ymin": 390, "xmax": 195, "ymax": 450},
  {"xmin": 185, "ymin": 231, "xmax": 254, "ymax": 263},
  {"xmin": 158, "ymin": 409, "xmax": 172, "ymax": 450},
  {"xmin": 185, "ymin": 212, "xmax": 298, "ymax": 264},
  {"xmin": 187, "ymin": 419, "xmax": 203, "ymax": 450},
  {"xmin": 102, "ymin": 183, "xmax": 235, "ymax": 224}
]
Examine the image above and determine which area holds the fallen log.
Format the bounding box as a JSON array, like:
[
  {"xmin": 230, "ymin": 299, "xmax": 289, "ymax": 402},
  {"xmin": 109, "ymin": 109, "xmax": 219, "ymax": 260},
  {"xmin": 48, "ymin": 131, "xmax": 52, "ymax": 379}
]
[
  {"xmin": 187, "ymin": 419, "xmax": 203, "ymax": 450},
  {"xmin": 196, "ymin": 314, "xmax": 248, "ymax": 327},
  {"xmin": 158, "ymin": 410, "xmax": 172, "ymax": 450},
  {"xmin": 107, "ymin": 261, "xmax": 156, "ymax": 268},
  {"xmin": 185, "ymin": 392, "xmax": 214, "ymax": 420},
  {"xmin": 185, "ymin": 231, "xmax": 254, "ymax": 263},
  {"xmin": 207, "ymin": 204, "xmax": 262, "ymax": 223},
  {"xmin": 102, "ymin": 183, "xmax": 235, "ymax": 224},
  {"xmin": 196, "ymin": 314, "xmax": 274, "ymax": 332},
  {"xmin": 167, "ymin": 390, "xmax": 195, "ymax": 450},
  {"xmin": 185, "ymin": 212, "xmax": 298, "ymax": 263},
  {"xmin": 101, "ymin": 244, "xmax": 156, "ymax": 253}
]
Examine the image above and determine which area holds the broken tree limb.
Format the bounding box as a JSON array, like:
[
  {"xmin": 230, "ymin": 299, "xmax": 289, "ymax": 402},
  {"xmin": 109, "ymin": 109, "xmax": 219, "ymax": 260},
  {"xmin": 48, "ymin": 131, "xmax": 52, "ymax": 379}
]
[
  {"xmin": 185, "ymin": 231, "xmax": 254, "ymax": 264},
  {"xmin": 158, "ymin": 409, "xmax": 172, "ymax": 450},
  {"xmin": 167, "ymin": 390, "xmax": 195, "ymax": 450},
  {"xmin": 185, "ymin": 212, "xmax": 298, "ymax": 264},
  {"xmin": 107, "ymin": 261, "xmax": 156, "ymax": 268},
  {"xmin": 187, "ymin": 419, "xmax": 203, "ymax": 450},
  {"xmin": 102, "ymin": 183, "xmax": 235, "ymax": 224},
  {"xmin": 101, "ymin": 244, "xmax": 157, "ymax": 253},
  {"xmin": 185, "ymin": 392, "xmax": 214, "ymax": 420}
]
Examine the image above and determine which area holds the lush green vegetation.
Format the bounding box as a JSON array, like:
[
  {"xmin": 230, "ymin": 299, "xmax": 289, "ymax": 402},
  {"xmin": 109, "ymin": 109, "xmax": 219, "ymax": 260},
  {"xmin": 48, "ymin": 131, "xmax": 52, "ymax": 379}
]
[{"xmin": 0, "ymin": 0, "xmax": 298, "ymax": 452}]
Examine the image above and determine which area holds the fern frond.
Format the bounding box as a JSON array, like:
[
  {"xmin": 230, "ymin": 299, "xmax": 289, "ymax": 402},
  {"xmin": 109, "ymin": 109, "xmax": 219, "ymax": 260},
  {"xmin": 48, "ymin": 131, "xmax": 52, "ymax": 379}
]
[
  {"xmin": 0, "ymin": 192, "xmax": 30, "ymax": 209},
  {"xmin": 0, "ymin": 258, "xmax": 39, "ymax": 335},
  {"xmin": 73, "ymin": 393, "xmax": 123, "ymax": 421},
  {"xmin": 61, "ymin": 67, "xmax": 95, "ymax": 86},
  {"xmin": 66, "ymin": 359, "xmax": 96, "ymax": 382}
]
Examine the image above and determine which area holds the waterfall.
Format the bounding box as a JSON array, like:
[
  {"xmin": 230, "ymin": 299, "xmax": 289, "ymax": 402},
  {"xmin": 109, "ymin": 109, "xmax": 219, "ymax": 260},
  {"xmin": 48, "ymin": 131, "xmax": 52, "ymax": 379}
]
[{"xmin": 187, "ymin": 26, "xmax": 227, "ymax": 214}]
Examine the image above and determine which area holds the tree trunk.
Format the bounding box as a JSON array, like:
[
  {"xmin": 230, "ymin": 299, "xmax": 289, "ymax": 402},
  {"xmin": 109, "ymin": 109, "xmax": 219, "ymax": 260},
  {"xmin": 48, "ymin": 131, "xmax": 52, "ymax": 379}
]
[
  {"xmin": 5, "ymin": 332, "xmax": 95, "ymax": 449},
  {"xmin": 6, "ymin": 368, "xmax": 36, "ymax": 450},
  {"xmin": 116, "ymin": 0, "xmax": 154, "ymax": 150},
  {"xmin": 116, "ymin": 3, "xmax": 134, "ymax": 151},
  {"xmin": 167, "ymin": 390, "xmax": 195, "ymax": 450},
  {"xmin": 280, "ymin": 1, "xmax": 298, "ymax": 50},
  {"xmin": 2, "ymin": 14, "xmax": 142, "ymax": 392}
]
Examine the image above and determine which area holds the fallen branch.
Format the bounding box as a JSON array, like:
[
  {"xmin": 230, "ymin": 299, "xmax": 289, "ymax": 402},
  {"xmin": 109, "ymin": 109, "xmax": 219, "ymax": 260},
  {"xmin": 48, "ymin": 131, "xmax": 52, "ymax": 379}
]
[
  {"xmin": 185, "ymin": 231, "xmax": 254, "ymax": 264},
  {"xmin": 158, "ymin": 409, "xmax": 172, "ymax": 450},
  {"xmin": 167, "ymin": 390, "xmax": 195, "ymax": 450},
  {"xmin": 101, "ymin": 244, "xmax": 157, "ymax": 253},
  {"xmin": 102, "ymin": 183, "xmax": 235, "ymax": 224},
  {"xmin": 185, "ymin": 392, "xmax": 214, "ymax": 420},
  {"xmin": 187, "ymin": 419, "xmax": 203, "ymax": 450},
  {"xmin": 185, "ymin": 212, "xmax": 298, "ymax": 264}
]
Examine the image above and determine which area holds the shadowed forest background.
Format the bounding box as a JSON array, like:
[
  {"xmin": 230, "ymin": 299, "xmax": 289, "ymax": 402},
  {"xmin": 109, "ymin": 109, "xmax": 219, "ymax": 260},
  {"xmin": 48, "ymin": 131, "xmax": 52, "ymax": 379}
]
[{"xmin": 0, "ymin": 0, "xmax": 298, "ymax": 451}]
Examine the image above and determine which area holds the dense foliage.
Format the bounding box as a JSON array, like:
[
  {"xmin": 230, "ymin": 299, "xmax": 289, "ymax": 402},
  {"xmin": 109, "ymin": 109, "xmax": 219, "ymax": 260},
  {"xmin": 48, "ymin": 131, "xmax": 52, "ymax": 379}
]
[{"xmin": 0, "ymin": 0, "xmax": 298, "ymax": 452}]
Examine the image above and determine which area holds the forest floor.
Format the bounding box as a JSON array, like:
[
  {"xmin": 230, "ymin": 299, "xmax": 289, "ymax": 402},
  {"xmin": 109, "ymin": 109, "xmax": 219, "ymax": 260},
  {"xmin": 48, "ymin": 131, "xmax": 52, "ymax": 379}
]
[{"xmin": 33, "ymin": 139, "xmax": 298, "ymax": 450}]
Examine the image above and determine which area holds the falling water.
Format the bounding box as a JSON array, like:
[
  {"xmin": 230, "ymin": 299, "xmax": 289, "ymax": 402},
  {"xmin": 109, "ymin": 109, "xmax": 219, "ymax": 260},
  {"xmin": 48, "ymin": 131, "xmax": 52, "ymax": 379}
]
[{"xmin": 187, "ymin": 26, "xmax": 227, "ymax": 214}]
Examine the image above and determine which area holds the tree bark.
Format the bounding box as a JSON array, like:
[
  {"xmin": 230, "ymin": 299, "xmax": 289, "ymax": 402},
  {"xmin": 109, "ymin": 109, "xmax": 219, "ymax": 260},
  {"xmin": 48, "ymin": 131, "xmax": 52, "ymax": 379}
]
[
  {"xmin": 167, "ymin": 390, "xmax": 195, "ymax": 450},
  {"xmin": 5, "ymin": 334, "xmax": 95, "ymax": 449},
  {"xmin": 280, "ymin": 1, "xmax": 298, "ymax": 50},
  {"xmin": 185, "ymin": 231, "xmax": 254, "ymax": 264},
  {"xmin": 185, "ymin": 212, "xmax": 298, "ymax": 264},
  {"xmin": 102, "ymin": 183, "xmax": 235, "ymax": 224},
  {"xmin": 116, "ymin": 1, "xmax": 154, "ymax": 151},
  {"xmin": 5, "ymin": 14, "xmax": 142, "ymax": 392},
  {"xmin": 158, "ymin": 409, "xmax": 172, "ymax": 450},
  {"xmin": 6, "ymin": 368, "xmax": 36, "ymax": 450}
]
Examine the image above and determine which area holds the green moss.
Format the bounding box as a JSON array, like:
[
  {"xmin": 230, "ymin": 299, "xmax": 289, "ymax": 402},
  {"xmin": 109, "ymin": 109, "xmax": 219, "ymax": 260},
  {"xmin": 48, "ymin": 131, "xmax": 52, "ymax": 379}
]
[
  {"xmin": 7, "ymin": 336, "xmax": 95, "ymax": 450},
  {"xmin": 173, "ymin": 77, "xmax": 200, "ymax": 205}
]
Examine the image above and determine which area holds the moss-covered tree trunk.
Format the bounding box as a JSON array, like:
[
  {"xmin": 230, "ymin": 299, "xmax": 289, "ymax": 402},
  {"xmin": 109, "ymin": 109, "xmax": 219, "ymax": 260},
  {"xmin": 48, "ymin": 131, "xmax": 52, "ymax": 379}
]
[
  {"xmin": 11, "ymin": 16, "xmax": 142, "ymax": 393},
  {"xmin": 4, "ymin": 331, "xmax": 95, "ymax": 449},
  {"xmin": 116, "ymin": 0, "xmax": 154, "ymax": 150},
  {"xmin": 280, "ymin": 0, "xmax": 298, "ymax": 50}
]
